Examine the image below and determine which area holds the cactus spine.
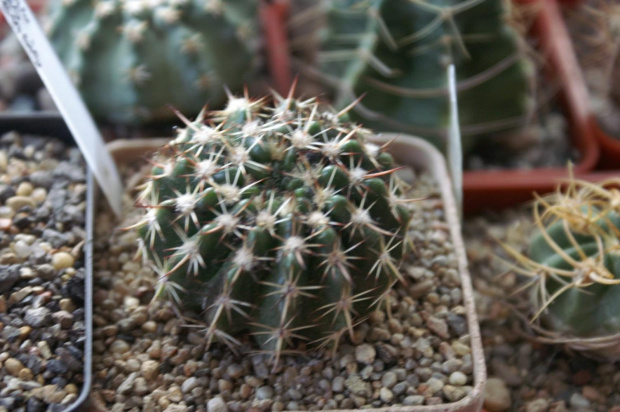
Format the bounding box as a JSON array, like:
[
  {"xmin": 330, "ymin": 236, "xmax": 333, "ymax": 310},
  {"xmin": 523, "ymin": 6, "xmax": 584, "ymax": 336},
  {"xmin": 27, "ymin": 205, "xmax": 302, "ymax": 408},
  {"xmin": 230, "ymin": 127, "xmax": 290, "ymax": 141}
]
[
  {"xmin": 47, "ymin": 0, "xmax": 259, "ymax": 124},
  {"xmin": 502, "ymin": 174, "xmax": 620, "ymax": 358},
  {"xmin": 293, "ymin": 0, "xmax": 534, "ymax": 152},
  {"xmin": 131, "ymin": 92, "xmax": 415, "ymax": 360}
]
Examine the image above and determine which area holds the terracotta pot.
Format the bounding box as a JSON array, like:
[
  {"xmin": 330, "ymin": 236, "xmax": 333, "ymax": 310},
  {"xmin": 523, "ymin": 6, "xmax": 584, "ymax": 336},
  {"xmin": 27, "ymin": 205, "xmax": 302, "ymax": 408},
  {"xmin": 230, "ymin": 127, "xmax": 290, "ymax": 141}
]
[
  {"xmin": 462, "ymin": 0, "xmax": 599, "ymax": 215},
  {"xmin": 260, "ymin": 0, "xmax": 292, "ymax": 96},
  {"xmin": 556, "ymin": 0, "xmax": 583, "ymax": 6},
  {"xmin": 550, "ymin": 0, "xmax": 620, "ymax": 171},
  {"xmin": 593, "ymin": 122, "xmax": 620, "ymax": 170},
  {"xmin": 103, "ymin": 134, "xmax": 487, "ymax": 411},
  {"xmin": 261, "ymin": 0, "xmax": 600, "ymax": 216}
]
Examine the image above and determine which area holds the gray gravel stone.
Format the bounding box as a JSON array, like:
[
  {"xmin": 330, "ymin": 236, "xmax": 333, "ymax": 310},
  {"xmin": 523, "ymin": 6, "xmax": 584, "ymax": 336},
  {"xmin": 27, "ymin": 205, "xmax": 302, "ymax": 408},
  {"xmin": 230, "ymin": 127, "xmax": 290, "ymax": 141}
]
[
  {"xmin": 24, "ymin": 307, "xmax": 50, "ymax": 328},
  {"xmin": 345, "ymin": 375, "xmax": 371, "ymax": 396},
  {"xmin": 403, "ymin": 395, "xmax": 425, "ymax": 406},
  {"xmin": 355, "ymin": 344, "xmax": 376, "ymax": 365},
  {"xmin": 569, "ymin": 393, "xmax": 591, "ymax": 409},
  {"xmin": 207, "ymin": 396, "xmax": 228, "ymax": 412},
  {"xmin": 118, "ymin": 372, "xmax": 138, "ymax": 395},
  {"xmin": 29, "ymin": 171, "xmax": 54, "ymax": 188},
  {"xmin": 182, "ymin": 377, "xmax": 199, "ymax": 393},
  {"xmin": 332, "ymin": 376, "xmax": 345, "ymax": 393},
  {"xmin": 42, "ymin": 229, "xmax": 69, "ymax": 248},
  {"xmin": 0, "ymin": 265, "xmax": 20, "ymax": 293},
  {"xmin": 256, "ymin": 386, "xmax": 274, "ymax": 400},
  {"xmin": 381, "ymin": 371, "xmax": 397, "ymax": 389}
]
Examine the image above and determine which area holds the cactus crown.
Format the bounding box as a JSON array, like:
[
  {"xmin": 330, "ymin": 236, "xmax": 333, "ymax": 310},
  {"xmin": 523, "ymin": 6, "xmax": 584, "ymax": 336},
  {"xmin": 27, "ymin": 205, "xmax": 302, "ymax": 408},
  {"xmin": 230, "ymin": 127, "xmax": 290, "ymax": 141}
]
[
  {"xmin": 501, "ymin": 173, "xmax": 620, "ymax": 339},
  {"xmin": 47, "ymin": 0, "xmax": 259, "ymax": 124},
  {"xmin": 292, "ymin": 0, "xmax": 534, "ymax": 152},
  {"xmin": 131, "ymin": 92, "xmax": 415, "ymax": 361}
]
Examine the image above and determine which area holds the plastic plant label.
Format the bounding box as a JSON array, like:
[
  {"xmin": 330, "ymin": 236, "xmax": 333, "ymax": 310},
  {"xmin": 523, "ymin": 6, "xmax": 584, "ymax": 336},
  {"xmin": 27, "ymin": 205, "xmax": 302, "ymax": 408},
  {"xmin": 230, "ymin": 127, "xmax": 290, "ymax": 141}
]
[
  {"xmin": 447, "ymin": 64, "xmax": 463, "ymax": 218},
  {"xmin": 0, "ymin": 0, "xmax": 123, "ymax": 217}
]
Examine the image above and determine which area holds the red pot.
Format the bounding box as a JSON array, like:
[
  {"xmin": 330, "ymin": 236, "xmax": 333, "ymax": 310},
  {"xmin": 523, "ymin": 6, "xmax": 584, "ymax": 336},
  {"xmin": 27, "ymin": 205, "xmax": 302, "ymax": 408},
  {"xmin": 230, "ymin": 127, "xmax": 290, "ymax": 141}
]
[
  {"xmin": 551, "ymin": 0, "xmax": 620, "ymax": 171},
  {"xmin": 263, "ymin": 0, "xmax": 601, "ymax": 215},
  {"xmin": 458, "ymin": 0, "xmax": 600, "ymax": 214},
  {"xmin": 556, "ymin": 0, "xmax": 584, "ymax": 6},
  {"xmin": 593, "ymin": 120, "xmax": 620, "ymax": 170},
  {"xmin": 260, "ymin": 0, "xmax": 292, "ymax": 96}
]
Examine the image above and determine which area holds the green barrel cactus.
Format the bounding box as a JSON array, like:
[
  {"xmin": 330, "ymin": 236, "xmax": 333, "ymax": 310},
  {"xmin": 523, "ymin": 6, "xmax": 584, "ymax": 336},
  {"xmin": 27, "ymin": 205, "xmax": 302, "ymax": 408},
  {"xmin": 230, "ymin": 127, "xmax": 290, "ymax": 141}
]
[
  {"xmin": 130, "ymin": 93, "xmax": 415, "ymax": 359},
  {"xmin": 502, "ymin": 177, "xmax": 620, "ymax": 358},
  {"xmin": 47, "ymin": 0, "xmax": 259, "ymax": 124},
  {"xmin": 293, "ymin": 0, "xmax": 534, "ymax": 153}
]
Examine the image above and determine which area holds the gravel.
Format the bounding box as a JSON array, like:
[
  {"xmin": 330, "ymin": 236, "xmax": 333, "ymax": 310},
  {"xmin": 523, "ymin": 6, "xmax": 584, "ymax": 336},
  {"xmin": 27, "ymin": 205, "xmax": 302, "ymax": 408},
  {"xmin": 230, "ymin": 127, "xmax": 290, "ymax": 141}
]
[
  {"xmin": 465, "ymin": 112, "xmax": 575, "ymax": 171},
  {"xmin": 0, "ymin": 132, "xmax": 87, "ymax": 410},
  {"xmin": 88, "ymin": 163, "xmax": 475, "ymax": 411}
]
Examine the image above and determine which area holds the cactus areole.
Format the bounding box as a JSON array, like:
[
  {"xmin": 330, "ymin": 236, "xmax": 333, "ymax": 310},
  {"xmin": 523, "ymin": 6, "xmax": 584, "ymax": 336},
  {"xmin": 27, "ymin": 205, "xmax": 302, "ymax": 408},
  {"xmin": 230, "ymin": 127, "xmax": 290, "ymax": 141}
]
[
  {"xmin": 47, "ymin": 0, "xmax": 259, "ymax": 124},
  {"xmin": 132, "ymin": 94, "xmax": 415, "ymax": 359}
]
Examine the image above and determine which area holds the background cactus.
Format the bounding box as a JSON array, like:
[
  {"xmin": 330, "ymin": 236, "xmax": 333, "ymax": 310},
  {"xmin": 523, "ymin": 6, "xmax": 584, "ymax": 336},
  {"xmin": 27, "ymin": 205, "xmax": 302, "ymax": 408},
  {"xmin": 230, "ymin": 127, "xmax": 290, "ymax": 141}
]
[
  {"xmin": 46, "ymin": 0, "xmax": 260, "ymax": 124},
  {"xmin": 131, "ymin": 93, "xmax": 415, "ymax": 359},
  {"xmin": 291, "ymin": 0, "xmax": 535, "ymax": 153},
  {"xmin": 502, "ymin": 175, "xmax": 620, "ymax": 357},
  {"xmin": 566, "ymin": 0, "xmax": 620, "ymax": 138}
]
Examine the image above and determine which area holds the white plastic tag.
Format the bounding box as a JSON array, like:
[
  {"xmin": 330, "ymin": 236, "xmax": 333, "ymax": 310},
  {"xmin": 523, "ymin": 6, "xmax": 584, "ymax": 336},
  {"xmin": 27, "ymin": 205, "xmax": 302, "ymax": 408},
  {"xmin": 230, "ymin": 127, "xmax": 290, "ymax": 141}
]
[
  {"xmin": 447, "ymin": 64, "xmax": 463, "ymax": 218},
  {"xmin": 1, "ymin": 0, "xmax": 123, "ymax": 217}
]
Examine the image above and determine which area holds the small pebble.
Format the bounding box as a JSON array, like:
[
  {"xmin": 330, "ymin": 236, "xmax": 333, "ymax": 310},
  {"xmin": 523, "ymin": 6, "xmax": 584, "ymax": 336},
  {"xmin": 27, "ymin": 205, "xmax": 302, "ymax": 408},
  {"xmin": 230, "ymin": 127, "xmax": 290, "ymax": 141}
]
[
  {"xmin": 569, "ymin": 393, "xmax": 591, "ymax": 409},
  {"xmin": 226, "ymin": 364, "xmax": 244, "ymax": 380},
  {"xmin": 16, "ymin": 182, "xmax": 33, "ymax": 196},
  {"xmin": 256, "ymin": 386, "xmax": 274, "ymax": 400},
  {"xmin": 141, "ymin": 360, "xmax": 160, "ymax": 381},
  {"xmin": 380, "ymin": 387, "xmax": 394, "ymax": 403},
  {"xmin": 4, "ymin": 358, "xmax": 24, "ymax": 376},
  {"xmin": 403, "ymin": 395, "xmax": 425, "ymax": 406},
  {"xmin": 110, "ymin": 340, "xmax": 130, "ymax": 354},
  {"xmin": 6, "ymin": 196, "xmax": 35, "ymax": 211},
  {"xmin": 31, "ymin": 187, "xmax": 47, "ymax": 203},
  {"xmin": 449, "ymin": 371, "xmax": 467, "ymax": 386},
  {"xmin": 51, "ymin": 252, "xmax": 74, "ymax": 270},
  {"xmin": 332, "ymin": 376, "xmax": 345, "ymax": 393},
  {"xmin": 484, "ymin": 378, "xmax": 511, "ymax": 412},
  {"xmin": 24, "ymin": 307, "xmax": 50, "ymax": 328},
  {"xmin": 526, "ymin": 398, "xmax": 550, "ymax": 412},
  {"xmin": 355, "ymin": 344, "xmax": 376, "ymax": 365},
  {"xmin": 207, "ymin": 396, "xmax": 228, "ymax": 412},
  {"xmin": 181, "ymin": 377, "xmax": 199, "ymax": 393}
]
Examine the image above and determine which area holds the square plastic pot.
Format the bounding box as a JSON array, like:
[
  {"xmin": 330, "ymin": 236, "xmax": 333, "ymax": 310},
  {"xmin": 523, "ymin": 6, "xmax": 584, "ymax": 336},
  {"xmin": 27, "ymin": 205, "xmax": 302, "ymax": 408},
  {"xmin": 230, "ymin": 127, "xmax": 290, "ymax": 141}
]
[
  {"xmin": 103, "ymin": 133, "xmax": 486, "ymax": 412},
  {"xmin": 462, "ymin": 0, "xmax": 599, "ymax": 215}
]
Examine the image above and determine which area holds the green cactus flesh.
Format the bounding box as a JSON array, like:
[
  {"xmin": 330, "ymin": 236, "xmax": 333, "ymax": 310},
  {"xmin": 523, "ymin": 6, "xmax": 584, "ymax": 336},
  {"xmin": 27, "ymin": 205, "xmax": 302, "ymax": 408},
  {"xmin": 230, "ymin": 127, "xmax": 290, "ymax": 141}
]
[
  {"xmin": 303, "ymin": 0, "xmax": 533, "ymax": 152},
  {"xmin": 47, "ymin": 0, "xmax": 259, "ymax": 124},
  {"xmin": 132, "ymin": 95, "xmax": 414, "ymax": 356},
  {"xmin": 529, "ymin": 209, "xmax": 620, "ymax": 338}
]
